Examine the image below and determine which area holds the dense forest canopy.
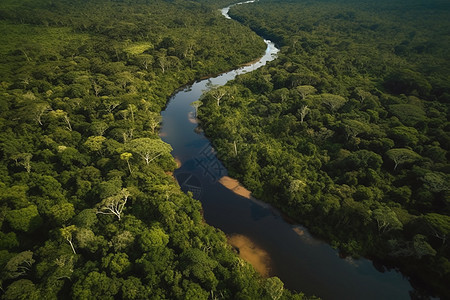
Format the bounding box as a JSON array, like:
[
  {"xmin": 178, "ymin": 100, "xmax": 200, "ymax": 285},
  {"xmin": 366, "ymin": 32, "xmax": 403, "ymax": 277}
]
[
  {"xmin": 0, "ymin": 0, "xmax": 309, "ymax": 299},
  {"xmin": 198, "ymin": 0, "xmax": 450, "ymax": 298}
]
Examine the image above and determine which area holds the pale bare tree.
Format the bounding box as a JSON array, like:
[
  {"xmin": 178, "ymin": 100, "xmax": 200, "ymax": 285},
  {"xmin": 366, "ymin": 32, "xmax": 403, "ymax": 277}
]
[
  {"xmin": 96, "ymin": 188, "xmax": 130, "ymax": 220},
  {"xmin": 60, "ymin": 225, "xmax": 77, "ymax": 254},
  {"xmin": 190, "ymin": 100, "xmax": 202, "ymax": 118},
  {"xmin": 209, "ymin": 87, "xmax": 228, "ymax": 107},
  {"xmin": 11, "ymin": 153, "xmax": 32, "ymax": 173},
  {"xmin": 298, "ymin": 105, "xmax": 310, "ymax": 123},
  {"xmin": 31, "ymin": 103, "xmax": 51, "ymax": 125},
  {"xmin": 148, "ymin": 112, "xmax": 162, "ymax": 133}
]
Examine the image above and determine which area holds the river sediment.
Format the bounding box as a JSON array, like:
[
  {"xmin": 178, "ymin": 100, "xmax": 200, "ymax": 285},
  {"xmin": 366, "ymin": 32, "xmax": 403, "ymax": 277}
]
[{"xmin": 159, "ymin": 2, "xmax": 414, "ymax": 299}]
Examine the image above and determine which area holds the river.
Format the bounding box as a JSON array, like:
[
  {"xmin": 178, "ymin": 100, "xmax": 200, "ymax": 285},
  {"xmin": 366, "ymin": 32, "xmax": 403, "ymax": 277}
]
[{"xmin": 160, "ymin": 1, "xmax": 415, "ymax": 299}]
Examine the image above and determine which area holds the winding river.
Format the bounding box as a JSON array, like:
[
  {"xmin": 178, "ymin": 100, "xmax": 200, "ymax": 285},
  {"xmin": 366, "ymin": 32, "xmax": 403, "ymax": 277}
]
[{"xmin": 160, "ymin": 2, "xmax": 414, "ymax": 299}]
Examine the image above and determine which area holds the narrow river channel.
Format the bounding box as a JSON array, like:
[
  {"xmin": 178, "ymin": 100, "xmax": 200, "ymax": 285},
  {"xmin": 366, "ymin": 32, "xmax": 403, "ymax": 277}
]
[{"xmin": 160, "ymin": 1, "xmax": 415, "ymax": 299}]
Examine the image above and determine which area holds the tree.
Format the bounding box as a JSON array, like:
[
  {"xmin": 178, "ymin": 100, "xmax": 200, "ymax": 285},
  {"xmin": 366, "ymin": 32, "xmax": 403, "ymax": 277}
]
[
  {"xmin": 120, "ymin": 152, "xmax": 133, "ymax": 175},
  {"xmin": 421, "ymin": 172, "xmax": 450, "ymax": 193},
  {"xmin": 289, "ymin": 179, "xmax": 307, "ymax": 194},
  {"xmin": 4, "ymin": 251, "xmax": 35, "ymax": 279},
  {"xmin": 389, "ymin": 126, "xmax": 419, "ymax": 147},
  {"xmin": 191, "ymin": 101, "xmax": 202, "ymax": 118},
  {"xmin": 157, "ymin": 52, "xmax": 168, "ymax": 73},
  {"xmin": 11, "ymin": 153, "xmax": 32, "ymax": 173},
  {"xmin": 60, "ymin": 225, "xmax": 77, "ymax": 254},
  {"xmin": 49, "ymin": 202, "xmax": 75, "ymax": 226},
  {"xmin": 298, "ymin": 105, "xmax": 310, "ymax": 123},
  {"xmin": 342, "ymin": 119, "xmax": 371, "ymax": 141},
  {"xmin": 373, "ymin": 206, "xmax": 403, "ymax": 233},
  {"xmin": 84, "ymin": 136, "xmax": 106, "ymax": 155},
  {"xmin": 208, "ymin": 86, "xmax": 228, "ymax": 107},
  {"xmin": 72, "ymin": 271, "xmax": 120, "ymax": 299},
  {"xmin": 121, "ymin": 277, "xmax": 147, "ymax": 300},
  {"xmin": 386, "ymin": 148, "xmax": 421, "ymax": 170},
  {"xmin": 75, "ymin": 228, "xmax": 97, "ymax": 252},
  {"xmin": 6, "ymin": 205, "xmax": 42, "ymax": 232},
  {"xmin": 354, "ymin": 87, "xmax": 375, "ymax": 103},
  {"xmin": 139, "ymin": 226, "xmax": 169, "ymax": 251},
  {"xmin": 412, "ymin": 234, "xmax": 436, "ymax": 259},
  {"xmin": 137, "ymin": 54, "xmax": 153, "ymax": 70},
  {"xmin": 103, "ymin": 99, "xmax": 120, "ymax": 114},
  {"xmin": 128, "ymin": 138, "xmax": 172, "ymax": 165},
  {"xmin": 264, "ymin": 277, "xmax": 284, "ymax": 300},
  {"xmin": 90, "ymin": 121, "xmax": 109, "ymax": 136},
  {"xmin": 50, "ymin": 109, "xmax": 72, "ymax": 131},
  {"xmin": 96, "ymin": 188, "xmax": 130, "ymax": 220},
  {"xmin": 53, "ymin": 255, "xmax": 75, "ymax": 281},
  {"xmin": 181, "ymin": 248, "xmax": 218, "ymax": 290},
  {"xmin": 320, "ymin": 93, "xmax": 347, "ymax": 112},
  {"xmin": 92, "ymin": 80, "xmax": 102, "ymax": 97},
  {"xmin": 296, "ymin": 85, "xmax": 316, "ymax": 99},
  {"xmin": 102, "ymin": 253, "xmax": 130, "ymax": 276},
  {"xmin": 111, "ymin": 231, "xmax": 134, "ymax": 252},
  {"xmin": 423, "ymin": 213, "xmax": 450, "ymax": 245},
  {"xmin": 388, "ymin": 104, "xmax": 426, "ymax": 127},
  {"xmin": 3, "ymin": 279, "xmax": 40, "ymax": 300},
  {"xmin": 30, "ymin": 102, "xmax": 51, "ymax": 125},
  {"xmin": 144, "ymin": 112, "xmax": 161, "ymax": 134}
]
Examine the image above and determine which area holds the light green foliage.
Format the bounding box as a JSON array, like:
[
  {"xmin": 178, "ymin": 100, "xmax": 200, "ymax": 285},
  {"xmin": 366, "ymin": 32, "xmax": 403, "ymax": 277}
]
[
  {"xmin": 181, "ymin": 248, "xmax": 219, "ymax": 291},
  {"xmin": 386, "ymin": 148, "xmax": 421, "ymax": 170},
  {"xmin": 389, "ymin": 126, "xmax": 420, "ymax": 147},
  {"xmin": 4, "ymin": 251, "xmax": 35, "ymax": 279},
  {"xmin": 264, "ymin": 277, "xmax": 284, "ymax": 300},
  {"xmin": 3, "ymin": 279, "xmax": 40, "ymax": 300},
  {"xmin": 72, "ymin": 209, "xmax": 98, "ymax": 229},
  {"xmin": 84, "ymin": 136, "xmax": 106, "ymax": 153},
  {"xmin": 111, "ymin": 231, "xmax": 134, "ymax": 252},
  {"xmin": 0, "ymin": 232, "xmax": 19, "ymax": 250},
  {"xmin": 139, "ymin": 226, "xmax": 169, "ymax": 252},
  {"xmin": 190, "ymin": 100, "xmax": 202, "ymax": 118},
  {"xmin": 0, "ymin": 185, "xmax": 28, "ymax": 209},
  {"xmin": 49, "ymin": 202, "xmax": 75, "ymax": 226},
  {"xmin": 10, "ymin": 153, "xmax": 32, "ymax": 173},
  {"xmin": 423, "ymin": 213, "xmax": 450, "ymax": 244},
  {"xmin": 60, "ymin": 225, "xmax": 77, "ymax": 254},
  {"xmin": 102, "ymin": 252, "xmax": 130, "ymax": 276},
  {"xmin": 296, "ymin": 85, "xmax": 316, "ymax": 100},
  {"xmin": 422, "ymin": 172, "xmax": 450, "ymax": 193},
  {"xmin": 388, "ymin": 104, "xmax": 426, "ymax": 126},
  {"xmin": 121, "ymin": 276, "xmax": 148, "ymax": 300},
  {"xmin": 373, "ymin": 206, "xmax": 403, "ymax": 233},
  {"xmin": 75, "ymin": 228, "xmax": 105, "ymax": 253},
  {"xmin": 128, "ymin": 138, "xmax": 172, "ymax": 165},
  {"xmin": 341, "ymin": 119, "xmax": 372, "ymax": 140},
  {"xmin": 320, "ymin": 93, "xmax": 347, "ymax": 112},
  {"xmin": 72, "ymin": 271, "xmax": 120, "ymax": 300},
  {"xmin": 199, "ymin": 0, "xmax": 449, "ymax": 297}
]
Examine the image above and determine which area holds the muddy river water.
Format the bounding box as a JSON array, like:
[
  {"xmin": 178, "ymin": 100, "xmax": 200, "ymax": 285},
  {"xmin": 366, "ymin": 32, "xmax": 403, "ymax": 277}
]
[{"xmin": 160, "ymin": 2, "xmax": 415, "ymax": 299}]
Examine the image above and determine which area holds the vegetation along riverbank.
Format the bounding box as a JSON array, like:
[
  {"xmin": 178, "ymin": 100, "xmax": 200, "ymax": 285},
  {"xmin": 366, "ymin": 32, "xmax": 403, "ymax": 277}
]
[{"xmin": 198, "ymin": 0, "xmax": 450, "ymax": 298}]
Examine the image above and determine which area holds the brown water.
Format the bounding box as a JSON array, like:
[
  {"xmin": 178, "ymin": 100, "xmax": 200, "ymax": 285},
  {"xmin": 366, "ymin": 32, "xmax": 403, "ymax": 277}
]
[{"xmin": 160, "ymin": 2, "xmax": 417, "ymax": 299}]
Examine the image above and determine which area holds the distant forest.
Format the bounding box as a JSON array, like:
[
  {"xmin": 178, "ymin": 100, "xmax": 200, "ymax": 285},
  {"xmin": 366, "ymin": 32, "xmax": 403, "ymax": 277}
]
[
  {"xmin": 199, "ymin": 0, "xmax": 450, "ymax": 298},
  {"xmin": 0, "ymin": 0, "xmax": 308, "ymax": 299}
]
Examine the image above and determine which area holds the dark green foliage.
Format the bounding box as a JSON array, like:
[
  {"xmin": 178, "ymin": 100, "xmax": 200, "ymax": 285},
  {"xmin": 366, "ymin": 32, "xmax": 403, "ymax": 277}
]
[
  {"xmin": 199, "ymin": 0, "xmax": 450, "ymax": 298},
  {"xmin": 0, "ymin": 0, "xmax": 295, "ymax": 299}
]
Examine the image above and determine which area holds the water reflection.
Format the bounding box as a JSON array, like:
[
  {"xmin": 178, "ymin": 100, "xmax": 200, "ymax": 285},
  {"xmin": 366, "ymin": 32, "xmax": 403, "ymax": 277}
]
[{"xmin": 160, "ymin": 2, "xmax": 415, "ymax": 299}]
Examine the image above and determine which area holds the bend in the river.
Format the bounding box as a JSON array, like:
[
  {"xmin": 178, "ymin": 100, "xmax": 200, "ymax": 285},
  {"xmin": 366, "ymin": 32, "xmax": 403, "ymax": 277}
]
[{"xmin": 160, "ymin": 2, "xmax": 414, "ymax": 299}]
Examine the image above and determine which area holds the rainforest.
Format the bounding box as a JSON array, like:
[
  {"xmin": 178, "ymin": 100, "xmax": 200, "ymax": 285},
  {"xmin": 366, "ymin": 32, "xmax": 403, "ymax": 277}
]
[{"xmin": 0, "ymin": 0, "xmax": 449, "ymax": 299}]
